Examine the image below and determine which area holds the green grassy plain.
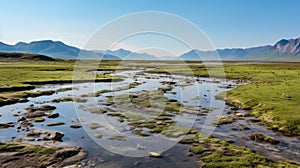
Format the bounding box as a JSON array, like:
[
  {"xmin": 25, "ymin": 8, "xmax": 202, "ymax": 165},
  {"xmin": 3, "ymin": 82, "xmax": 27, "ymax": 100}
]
[{"xmin": 0, "ymin": 60, "xmax": 120, "ymax": 106}]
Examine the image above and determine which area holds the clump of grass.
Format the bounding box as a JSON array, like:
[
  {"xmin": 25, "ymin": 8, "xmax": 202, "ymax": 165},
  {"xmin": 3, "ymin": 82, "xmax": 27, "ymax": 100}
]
[{"xmin": 179, "ymin": 138, "xmax": 198, "ymax": 144}]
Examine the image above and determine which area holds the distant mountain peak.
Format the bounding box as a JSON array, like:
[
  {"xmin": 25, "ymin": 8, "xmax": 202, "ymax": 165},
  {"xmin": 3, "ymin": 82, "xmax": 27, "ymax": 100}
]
[
  {"xmin": 273, "ymin": 37, "xmax": 300, "ymax": 54},
  {"xmin": 275, "ymin": 39, "xmax": 289, "ymax": 47},
  {"xmin": 115, "ymin": 48, "xmax": 127, "ymax": 52}
]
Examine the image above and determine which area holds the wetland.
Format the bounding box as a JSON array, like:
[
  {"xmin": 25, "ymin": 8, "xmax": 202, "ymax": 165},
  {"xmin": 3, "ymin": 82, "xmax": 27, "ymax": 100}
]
[{"xmin": 0, "ymin": 60, "xmax": 300, "ymax": 167}]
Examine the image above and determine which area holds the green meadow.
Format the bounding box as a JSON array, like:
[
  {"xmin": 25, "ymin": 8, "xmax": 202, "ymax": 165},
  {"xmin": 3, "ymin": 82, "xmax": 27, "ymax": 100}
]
[{"xmin": 0, "ymin": 60, "xmax": 120, "ymax": 105}]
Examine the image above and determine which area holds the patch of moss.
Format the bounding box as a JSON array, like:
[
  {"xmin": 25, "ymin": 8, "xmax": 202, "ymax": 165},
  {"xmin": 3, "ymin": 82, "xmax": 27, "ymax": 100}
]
[
  {"xmin": 192, "ymin": 146, "xmax": 211, "ymax": 154},
  {"xmin": 0, "ymin": 142, "xmax": 55, "ymax": 157},
  {"xmin": 134, "ymin": 130, "xmax": 150, "ymax": 137},
  {"xmin": 179, "ymin": 138, "xmax": 198, "ymax": 144},
  {"xmin": 124, "ymin": 113, "xmax": 145, "ymax": 122},
  {"xmin": 161, "ymin": 126, "xmax": 190, "ymax": 138},
  {"xmin": 0, "ymin": 142, "xmax": 26, "ymax": 152},
  {"xmin": 20, "ymin": 145, "xmax": 55, "ymax": 156}
]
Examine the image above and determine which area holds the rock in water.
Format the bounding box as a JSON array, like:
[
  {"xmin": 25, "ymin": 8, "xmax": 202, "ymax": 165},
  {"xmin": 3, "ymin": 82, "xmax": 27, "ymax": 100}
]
[
  {"xmin": 0, "ymin": 122, "xmax": 14, "ymax": 129},
  {"xmin": 248, "ymin": 132, "xmax": 280, "ymax": 145},
  {"xmin": 40, "ymin": 105, "xmax": 56, "ymax": 111},
  {"xmin": 26, "ymin": 111, "xmax": 46, "ymax": 118},
  {"xmin": 50, "ymin": 132, "xmax": 64, "ymax": 141},
  {"xmin": 47, "ymin": 113, "xmax": 59, "ymax": 118},
  {"xmin": 149, "ymin": 152, "xmax": 162, "ymax": 158}
]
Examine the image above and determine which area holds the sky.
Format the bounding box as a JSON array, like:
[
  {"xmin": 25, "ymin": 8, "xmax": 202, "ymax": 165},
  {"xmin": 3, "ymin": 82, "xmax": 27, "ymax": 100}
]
[{"xmin": 1, "ymin": 0, "xmax": 300, "ymax": 56}]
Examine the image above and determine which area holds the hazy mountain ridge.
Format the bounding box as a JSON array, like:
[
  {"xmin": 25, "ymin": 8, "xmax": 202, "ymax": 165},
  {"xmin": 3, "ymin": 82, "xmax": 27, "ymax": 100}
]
[
  {"xmin": 0, "ymin": 40, "xmax": 120, "ymax": 60},
  {"xmin": 97, "ymin": 48, "xmax": 159, "ymax": 60},
  {"xmin": 1, "ymin": 37, "xmax": 300, "ymax": 60},
  {"xmin": 180, "ymin": 37, "xmax": 300, "ymax": 60}
]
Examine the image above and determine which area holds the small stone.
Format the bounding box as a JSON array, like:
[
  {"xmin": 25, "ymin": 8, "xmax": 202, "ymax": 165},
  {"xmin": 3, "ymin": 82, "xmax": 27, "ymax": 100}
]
[
  {"xmin": 136, "ymin": 144, "xmax": 145, "ymax": 150},
  {"xmin": 42, "ymin": 136, "xmax": 51, "ymax": 141},
  {"xmin": 238, "ymin": 124, "xmax": 250, "ymax": 130},
  {"xmin": 47, "ymin": 113, "xmax": 59, "ymax": 118},
  {"xmin": 39, "ymin": 105, "xmax": 56, "ymax": 111},
  {"xmin": 0, "ymin": 122, "xmax": 15, "ymax": 129},
  {"xmin": 50, "ymin": 132, "xmax": 64, "ymax": 141},
  {"xmin": 235, "ymin": 112, "xmax": 245, "ymax": 117},
  {"xmin": 26, "ymin": 111, "xmax": 46, "ymax": 118},
  {"xmin": 224, "ymin": 139, "xmax": 234, "ymax": 143},
  {"xmin": 149, "ymin": 152, "xmax": 162, "ymax": 158},
  {"xmin": 187, "ymin": 152, "xmax": 194, "ymax": 157},
  {"xmin": 248, "ymin": 132, "xmax": 280, "ymax": 145},
  {"xmin": 46, "ymin": 122, "xmax": 65, "ymax": 126},
  {"xmin": 94, "ymin": 133, "xmax": 102, "ymax": 138},
  {"xmin": 70, "ymin": 124, "xmax": 82, "ymax": 129}
]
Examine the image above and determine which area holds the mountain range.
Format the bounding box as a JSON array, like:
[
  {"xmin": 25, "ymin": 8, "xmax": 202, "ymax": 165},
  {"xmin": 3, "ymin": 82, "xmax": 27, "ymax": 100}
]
[
  {"xmin": 180, "ymin": 37, "xmax": 300, "ymax": 60},
  {"xmin": 1, "ymin": 37, "xmax": 300, "ymax": 60}
]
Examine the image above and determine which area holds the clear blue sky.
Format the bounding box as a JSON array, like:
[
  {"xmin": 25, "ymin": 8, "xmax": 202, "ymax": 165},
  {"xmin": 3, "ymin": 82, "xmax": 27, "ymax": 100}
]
[{"xmin": 1, "ymin": 0, "xmax": 300, "ymax": 55}]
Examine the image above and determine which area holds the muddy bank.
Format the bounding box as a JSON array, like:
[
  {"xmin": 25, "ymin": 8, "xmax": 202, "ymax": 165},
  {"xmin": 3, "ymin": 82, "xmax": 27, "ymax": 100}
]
[
  {"xmin": 0, "ymin": 142, "xmax": 86, "ymax": 168},
  {"xmin": 0, "ymin": 86, "xmax": 35, "ymax": 93}
]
